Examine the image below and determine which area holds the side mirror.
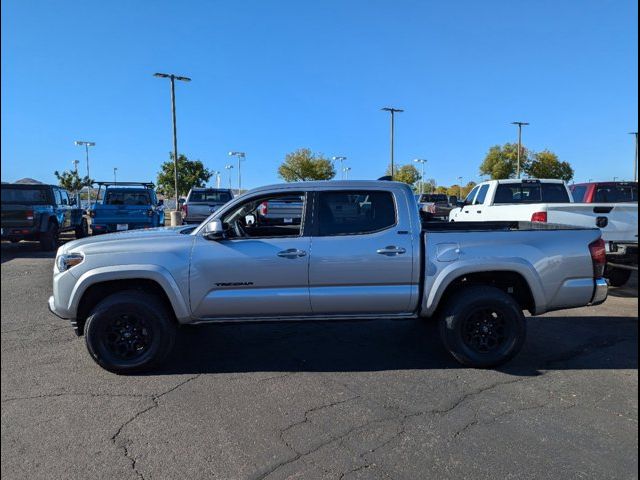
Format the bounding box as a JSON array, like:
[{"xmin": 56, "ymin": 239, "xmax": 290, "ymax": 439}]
[
  {"xmin": 158, "ymin": 199, "xmax": 164, "ymax": 206},
  {"xmin": 203, "ymin": 219, "xmax": 225, "ymax": 241},
  {"xmin": 456, "ymin": 200, "xmax": 466, "ymax": 208},
  {"xmin": 178, "ymin": 198, "xmax": 186, "ymax": 205}
]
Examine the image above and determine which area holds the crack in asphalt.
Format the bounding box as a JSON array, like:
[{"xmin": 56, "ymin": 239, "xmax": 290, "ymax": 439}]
[
  {"xmin": 110, "ymin": 374, "xmax": 202, "ymax": 480},
  {"xmin": 1, "ymin": 392, "xmax": 149, "ymax": 403}
]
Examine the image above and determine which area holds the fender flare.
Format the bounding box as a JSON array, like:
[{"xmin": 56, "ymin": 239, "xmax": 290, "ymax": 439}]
[
  {"xmin": 68, "ymin": 264, "xmax": 191, "ymax": 322},
  {"xmin": 422, "ymin": 258, "xmax": 547, "ymax": 317}
]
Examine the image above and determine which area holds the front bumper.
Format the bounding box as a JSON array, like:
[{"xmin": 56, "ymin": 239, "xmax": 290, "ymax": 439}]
[{"xmin": 591, "ymin": 278, "xmax": 608, "ymax": 306}]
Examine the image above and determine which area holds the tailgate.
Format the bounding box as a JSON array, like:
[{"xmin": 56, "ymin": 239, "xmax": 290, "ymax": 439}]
[
  {"xmin": 1, "ymin": 204, "xmax": 36, "ymax": 228},
  {"xmin": 547, "ymin": 204, "xmax": 638, "ymax": 243},
  {"xmin": 93, "ymin": 205, "xmax": 153, "ymax": 224},
  {"xmin": 187, "ymin": 204, "xmax": 219, "ymax": 217}
]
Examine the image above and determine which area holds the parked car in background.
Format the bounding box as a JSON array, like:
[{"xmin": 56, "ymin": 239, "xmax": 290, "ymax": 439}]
[
  {"xmin": 1, "ymin": 183, "xmax": 88, "ymax": 250},
  {"xmin": 449, "ymin": 179, "xmax": 638, "ymax": 286},
  {"xmin": 182, "ymin": 188, "xmax": 233, "ymax": 224},
  {"xmin": 89, "ymin": 182, "xmax": 164, "ymax": 234},
  {"xmin": 256, "ymin": 195, "xmax": 304, "ymax": 225},
  {"xmin": 49, "ymin": 180, "xmax": 608, "ymax": 373},
  {"xmin": 570, "ymin": 181, "xmax": 638, "ymax": 203},
  {"xmin": 417, "ymin": 193, "xmax": 458, "ymax": 220}
]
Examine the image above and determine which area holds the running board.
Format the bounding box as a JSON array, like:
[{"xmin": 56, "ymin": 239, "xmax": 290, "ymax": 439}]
[{"xmin": 188, "ymin": 312, "xmax": 419, "ymax": 325}]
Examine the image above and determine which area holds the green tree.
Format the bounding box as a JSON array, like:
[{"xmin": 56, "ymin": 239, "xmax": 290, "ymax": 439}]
[
  {"xmin": 277, "ymin": 148, "xmax": 335, "ymax": 182},
  {"xmin": 54, "ymin": 169, "xmax": 93, "ymax": 193},
  {"xmin": 157, "ymin": 153, "xmax": 213, "ymax": 198},
  {"xmin": 386, "ymin": 164, "xmax": 421, "ymax": 186},
  {"xmin": 480, "ymin": 143, "xmax": 530, "ymax": 179},
  {"xmin": 447, "ymin": 185, "xmax": 462, "ymax": 197},
  {"xmin": 526, "ymin": 150, "xmax": 574, "ymax": 181},
  {"xmin": 435, "ymin": 186, "xmax": 448, "ymax": 194}
]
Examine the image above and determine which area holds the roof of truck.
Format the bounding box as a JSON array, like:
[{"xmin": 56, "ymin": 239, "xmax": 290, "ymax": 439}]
[{"xmin": 250, "ymin": 180, "xmax": 410, "ymax": 192}]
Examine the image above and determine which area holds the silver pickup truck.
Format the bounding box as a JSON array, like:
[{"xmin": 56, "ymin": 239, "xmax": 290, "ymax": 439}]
[{"xmin": 48, "ymin": 180, "xmax": 608, "ymax": 373}]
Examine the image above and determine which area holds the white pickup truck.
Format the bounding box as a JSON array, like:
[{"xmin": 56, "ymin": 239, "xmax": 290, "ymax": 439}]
[{"xmin": 449, "ymin": 179, "xmax": 638, "ymax": 285}]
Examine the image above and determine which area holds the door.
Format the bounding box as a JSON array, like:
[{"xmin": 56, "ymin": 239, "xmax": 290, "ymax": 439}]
[
  {"xmin": 455, "ymin": 185, "xmax": 480, "ymax": 221},
  {"xmin": 308, "ymin": 189, "xmax": 416, "ymax": 315},
  {"xmin": 189, "ymin": 191, "xmax": 312, "ymax": 318}
]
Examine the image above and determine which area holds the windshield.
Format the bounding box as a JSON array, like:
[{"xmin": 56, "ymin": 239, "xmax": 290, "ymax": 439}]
[
  {"xmin": 104, "ymin": 189, "xmax": 151, "ymax": 205},
  {"xmin": 188, "ymin": 190, "xmax": 232, "ymax": 203},
  {"xmin": 1, "ymin": 187, "xmax": 50, "ymax": 204},
  {"xmin": 494, "ymin": 182, "xmax": 570, "ymax": 204}
]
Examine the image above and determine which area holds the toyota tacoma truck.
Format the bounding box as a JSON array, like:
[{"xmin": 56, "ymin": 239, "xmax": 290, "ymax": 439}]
[
  {"xmin": 449, "ymin": 178, "xmax": 638, "ymax": 286},
  {"xmin": 1, "ymin": 183, "xmax": 89, "ymax": 250},
  {"xmin": 49, "ymin": 180, "xmax": 608, "ymax": 373}
]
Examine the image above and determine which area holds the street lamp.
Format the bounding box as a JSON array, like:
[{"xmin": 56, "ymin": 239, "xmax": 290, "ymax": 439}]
[
  {"xmin": 343, "ymin": 167, "xmax": 352, "ymax": 180},
  {"xmin": 154, "ymin": 72, "xmax": 191, "ymax": 225},
  {"xmin": 212, "ymin": 171, "xmax": 221, "ymax": 189},
  {"xmin": 332, "ymin": 156, "xmax": 347, "ymax": 180},
  {"xmin": 511, "ymin": 122, "xmax": 529, "ymax": 179},
  {"xmin": 413, "ymin": 159, "xmax": 427, "ymax": 194},
  {"xmin": 75, "ymin": 141, "xmax": 95, "ymax": 205},
  {"xmin": 228, "ymin": 152, "xmax": 246, "ymax": 193},
  {"xmin": 381, "ymin": 107, "xmax": 404, "ymax": 179},
  {"xmin": 630, "ymin": 132, "xmax": 638, "ymax": 182},
  {"xmin": 72, "ymin": 160, "xmax": 80, "ymax": 205},
  {"xmin": 457, "ymin": 176, "xmax": 464, "ymax": 199},
  {"xmin": 113, "ymin": 167, "xmax": 118, "ymax": 184},
  {"xmin": 225, "ymin": 164, "xmax": 234, "ymax": 189}
]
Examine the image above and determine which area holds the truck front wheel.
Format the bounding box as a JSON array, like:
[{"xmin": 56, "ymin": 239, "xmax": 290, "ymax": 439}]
[
  {"xmin": 84, "ymin": 291, "xmax": 176, "ymax": 374},
  {"xmin": 439, "ymin": 286, "xmax": 526, "ymax": 368}
]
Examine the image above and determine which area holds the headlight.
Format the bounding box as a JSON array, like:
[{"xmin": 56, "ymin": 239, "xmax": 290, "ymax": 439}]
[{"xmin": 56, "ymin": 253, "xmax": 84, "ymax": 272}]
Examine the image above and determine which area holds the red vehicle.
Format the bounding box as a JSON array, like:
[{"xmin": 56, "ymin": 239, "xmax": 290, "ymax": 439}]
[{"xmin": 570, "ymin": 181, "xmax": 638, "ymax": 203}]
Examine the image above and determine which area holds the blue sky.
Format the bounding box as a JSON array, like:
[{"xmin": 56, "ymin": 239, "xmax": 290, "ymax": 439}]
[{"xmin": 1, "ymin": 0, "xmax": 638, "ymax": 189}]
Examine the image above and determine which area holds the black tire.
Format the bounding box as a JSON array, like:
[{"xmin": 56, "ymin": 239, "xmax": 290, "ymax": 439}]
[
  {"xmin": 606, "ymin": 267, "xmax": 632, "ymax": 287},
  {"xmin": 84, "ymin": 291, "xmax": 176, "ymax": 374},
  {"xmin": 75, "ymin": 218, "xmax": 89, "ymax": 239},
  {"xmin": 39, "ymin": 221, "xmax": 59, "ymax": 251},
  {"xmin": 10, "ymin": 239, "xmax": 20, "ymax": 244},
  {"xmin": 439, "ymin": 286, "xmax": 526, "ymax": 368}
]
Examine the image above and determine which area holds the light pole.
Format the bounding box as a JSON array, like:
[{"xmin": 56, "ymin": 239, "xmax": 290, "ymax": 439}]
[
  {"xmin": 72, "ymin": 160, "xmax": 80, "ymax": 205},
  {"xmin": 212, "ymin": 171, "xmax": 221, "ymax": 189},
  {"xmin": 154, "ymin": 72, "xmax": 191, "ymax": 225},
  {"xmin": 228, "ymin": 152, "xmax": 245, "ymax": 194},
  {"xmin": 381, "ymin": 107, "xmax": 404, "ymax": 179},
  {"xmin": 457, "ymin": 176, "xmax": 463, "ymax": 199},
  {"xmin": 511, "ymin": 121, "xmax": 529, "ymax": 179},
  {"xmin": 332, "ymin": 156, "xmax": 347, "ymax": 180},
  {"xmin": 630, "ymin": 132, "xmax": 638, "ymax": 182},
  {"xmin": 113, "ymin": 167, "xmax": 118, "ymax": 184},
  {"xmin": 225, "ymin": 165, "xmax": 234, "ymax": 189},
  {"xmin": 613, "ymin": 176, "xmax": 618, "ymax": 182},
  {"xmin": 413, "ymin": 159, "xmax": 427, "ymax": 194},
  {"xmin": 343, "ymin": 167, "xmax": 352, "ymax": 180},
  {"xmin": 75, "ymin": 141, "xmax": 95, "ymax": 205}
]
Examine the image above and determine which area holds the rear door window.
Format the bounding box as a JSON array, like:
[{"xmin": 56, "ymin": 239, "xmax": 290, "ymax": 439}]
[{"xmin": 317, "ymin": 191, "xmax": 396, "ymax": 236}]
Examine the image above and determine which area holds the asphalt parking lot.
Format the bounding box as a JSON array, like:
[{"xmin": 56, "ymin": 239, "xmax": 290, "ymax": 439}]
[{"xmin": 1, "ymin": 239, "xmax": 638, "ymax": 480}]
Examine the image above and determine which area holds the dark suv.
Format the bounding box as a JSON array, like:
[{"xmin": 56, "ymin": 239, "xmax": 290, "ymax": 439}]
[{"xmin": 1, "ymin": 183, "xmax": 89, "ymax": 250}]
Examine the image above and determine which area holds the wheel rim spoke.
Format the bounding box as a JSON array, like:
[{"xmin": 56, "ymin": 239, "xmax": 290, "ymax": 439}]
[
  {"xmin": 104, "ymin": 313, "xmax": 153, "ymax": 360},
  {"xmin": 462, "ymin": 308, "xmax": 508, "ymax": 354}
]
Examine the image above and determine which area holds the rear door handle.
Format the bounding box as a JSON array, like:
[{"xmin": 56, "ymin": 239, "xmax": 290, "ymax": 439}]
[
  {"xmin": 376, "ymin": 246, "xmax": 406, "ymax": 256},
  {"xmin": 277, "ymin": 248, "xmax": 307, "ymax": 258}
]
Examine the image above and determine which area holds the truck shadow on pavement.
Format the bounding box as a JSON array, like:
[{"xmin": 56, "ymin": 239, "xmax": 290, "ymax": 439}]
[
  {"xmin": 0, "ymin": 238, "xmax": 74, "ymax": 264},
  {"xmin": 158, "ymin": 315, "xmax": 638, "ymax": 377}
]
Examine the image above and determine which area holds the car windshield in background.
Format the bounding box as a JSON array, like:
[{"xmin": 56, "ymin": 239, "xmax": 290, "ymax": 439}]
[
  {"xmin": 493, "ymin": 182, "xmax": 570, "ymax": 204},
  {"xmin": 594, "ymin": 184, "xmax": 638, "ymax": 202},
  {"xmin": 189, "ymin": 191, "xmax": 232, "ymax": 203},
  {"xmin": 105, "ymin": 190, "xmax": 151, "ymax": 206},
  {"xmin": 1, "ymin": 187, "xmax": 49, "ymax": 204}
]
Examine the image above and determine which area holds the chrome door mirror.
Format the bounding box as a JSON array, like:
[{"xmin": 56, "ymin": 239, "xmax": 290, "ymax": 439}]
[{"xmin": 203, "ymin": 219, "xmax": 225, "ymax": 241}]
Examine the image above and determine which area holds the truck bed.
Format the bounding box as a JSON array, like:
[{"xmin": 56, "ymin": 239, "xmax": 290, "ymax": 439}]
[{"xmin": 422, "ymin": 220, "xmax": 597, "ymax": 232}]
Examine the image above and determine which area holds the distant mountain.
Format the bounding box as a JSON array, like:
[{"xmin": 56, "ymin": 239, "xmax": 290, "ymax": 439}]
[{"xmin": 14, "ymin": 178, "xmax": 44, "ymax": 184}]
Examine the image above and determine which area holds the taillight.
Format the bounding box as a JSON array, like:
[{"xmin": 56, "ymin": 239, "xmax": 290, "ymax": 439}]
[
  {"xmin": 589, "ymin": 238, "xmax": 606, "ymax": 278},
  {"xmin": 25, "ymin": 209, "xmax": 34, "ymax": 221},
  {"xmin": 259, "ymin": 201, "xmax": 268, "ymax": 216},
  {"xmin": 531, "ymin": 211, "xmax": 547, "ymax": 223}
]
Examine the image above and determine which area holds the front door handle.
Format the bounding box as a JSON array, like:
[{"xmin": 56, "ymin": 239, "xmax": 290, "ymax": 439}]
[
  {"xmin": 376, "ymin": 246, "xmax": 406, "ymax": 256},
  {"xmin": 277, "ymin": 248, "xmax": 307, "ymax": 258}
]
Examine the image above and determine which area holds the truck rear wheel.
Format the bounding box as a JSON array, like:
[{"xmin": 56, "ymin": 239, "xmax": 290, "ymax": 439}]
[
  {"xmin": 40, "ymin": 221, "xmax": 59, "ymax": 251},
  {"xmin": 75, "ymin": 218, "xmax": 89, "ymax": 239},
  {"xmin": 84, "ymin": 291, "xmax": 176, "ymax": 374},
  {"xmin": 606, "ymin": 267, "xmax": 632, "ymax": 287},
  {"xmin": 439, "ymin": 286, "xmax": 526, "ymax": 368}
]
